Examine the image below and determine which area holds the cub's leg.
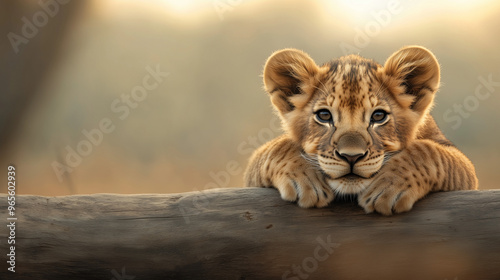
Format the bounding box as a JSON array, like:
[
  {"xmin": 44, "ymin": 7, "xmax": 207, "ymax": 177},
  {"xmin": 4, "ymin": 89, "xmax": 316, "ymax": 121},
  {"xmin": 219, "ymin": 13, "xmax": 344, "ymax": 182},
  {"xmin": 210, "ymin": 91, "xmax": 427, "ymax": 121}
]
[
  {"xmin": 359, "ymin": 139, "xmax": 478, "ymax": 215},
  {"xmin": 244, "ymin": 135, "xmax": 334, "ymax": 208}
]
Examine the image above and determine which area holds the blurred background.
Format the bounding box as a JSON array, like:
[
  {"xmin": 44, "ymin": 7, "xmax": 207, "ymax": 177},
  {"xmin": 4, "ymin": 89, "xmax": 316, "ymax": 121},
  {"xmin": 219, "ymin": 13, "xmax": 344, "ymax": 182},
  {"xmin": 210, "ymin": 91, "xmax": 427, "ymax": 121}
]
[{"xmin": 1, "ymin": 0, "xmax": 499, "ymax": 196}]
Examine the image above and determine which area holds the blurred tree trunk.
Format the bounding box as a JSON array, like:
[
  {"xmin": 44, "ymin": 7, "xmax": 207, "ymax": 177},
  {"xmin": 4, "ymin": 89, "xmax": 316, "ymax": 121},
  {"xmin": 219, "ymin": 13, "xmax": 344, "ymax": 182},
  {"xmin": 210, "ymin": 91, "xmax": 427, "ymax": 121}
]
[{"xmin": 0, "ymin": 0, "xmax": 86, "ymax": 154}]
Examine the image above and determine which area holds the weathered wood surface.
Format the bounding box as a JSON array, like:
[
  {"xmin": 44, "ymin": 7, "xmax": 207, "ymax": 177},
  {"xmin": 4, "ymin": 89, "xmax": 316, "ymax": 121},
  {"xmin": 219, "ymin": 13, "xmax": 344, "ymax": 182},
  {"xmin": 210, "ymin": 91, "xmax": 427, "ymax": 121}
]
[{"xmin": 1, "ymin": 188, "xmax": 499, "ymax": 280}]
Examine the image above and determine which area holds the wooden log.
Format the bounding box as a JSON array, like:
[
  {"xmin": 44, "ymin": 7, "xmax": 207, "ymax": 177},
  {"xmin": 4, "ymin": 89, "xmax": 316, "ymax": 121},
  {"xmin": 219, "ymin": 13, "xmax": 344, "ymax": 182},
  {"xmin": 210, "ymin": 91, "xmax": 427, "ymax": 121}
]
[{"xmin": 1, "ymin": 188, "xmax": 499, "ymax": 280}]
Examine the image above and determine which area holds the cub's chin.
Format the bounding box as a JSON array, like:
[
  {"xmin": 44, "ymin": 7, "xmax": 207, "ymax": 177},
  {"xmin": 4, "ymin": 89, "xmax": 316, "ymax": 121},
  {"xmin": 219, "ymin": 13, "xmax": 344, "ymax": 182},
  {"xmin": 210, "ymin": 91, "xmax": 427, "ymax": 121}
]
[{"xmin": 325, "ymin": 174, "xmax": 374, "ymax": 195}]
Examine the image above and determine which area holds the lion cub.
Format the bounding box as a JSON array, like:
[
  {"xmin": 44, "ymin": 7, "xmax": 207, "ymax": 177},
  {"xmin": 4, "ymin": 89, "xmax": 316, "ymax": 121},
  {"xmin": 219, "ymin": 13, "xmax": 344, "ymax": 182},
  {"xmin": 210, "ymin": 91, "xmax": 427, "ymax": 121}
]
[{"xmin": 244, "ymin": 46, "xmax": 477, "ymax": 215}]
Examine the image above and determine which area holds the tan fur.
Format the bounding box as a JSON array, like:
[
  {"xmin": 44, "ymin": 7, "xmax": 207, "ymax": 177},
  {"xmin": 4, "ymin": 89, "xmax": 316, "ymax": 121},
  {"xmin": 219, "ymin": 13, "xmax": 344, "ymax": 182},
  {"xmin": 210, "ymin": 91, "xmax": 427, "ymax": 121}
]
[{"xmin": 244, "ymin": 46, "xmax": 478, "ymax": 215}]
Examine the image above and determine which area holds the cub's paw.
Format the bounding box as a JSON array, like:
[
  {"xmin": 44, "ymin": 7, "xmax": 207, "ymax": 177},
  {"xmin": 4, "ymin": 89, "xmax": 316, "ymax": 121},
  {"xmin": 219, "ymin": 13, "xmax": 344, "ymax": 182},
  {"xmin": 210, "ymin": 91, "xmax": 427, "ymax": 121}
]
[
  {"xmin": 358, "ymin": 171, "xmax": 429, "ymax": 216},
  {"xmin": 274, "ymin": 168, "xmax": 334, "ymax": 208}
]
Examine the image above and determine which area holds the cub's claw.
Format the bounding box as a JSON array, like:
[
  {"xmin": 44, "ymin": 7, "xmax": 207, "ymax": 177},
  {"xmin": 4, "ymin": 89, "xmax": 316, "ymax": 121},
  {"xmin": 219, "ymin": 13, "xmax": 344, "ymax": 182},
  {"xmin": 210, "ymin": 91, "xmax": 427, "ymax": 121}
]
[
  {"xmin": 358, "ymin": 172, "xmax": 427, "ymax": 216},
  {"xmin": 274, "ymin": 169, "xmax": 334, "ymax": 208}
]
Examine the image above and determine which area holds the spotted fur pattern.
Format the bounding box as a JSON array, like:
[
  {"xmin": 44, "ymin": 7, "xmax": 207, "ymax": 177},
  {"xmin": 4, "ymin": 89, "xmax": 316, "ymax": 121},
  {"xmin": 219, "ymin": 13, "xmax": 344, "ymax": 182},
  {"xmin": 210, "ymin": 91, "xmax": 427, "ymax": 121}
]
[{"xmin": 244, "ymin": 46, "xmax": 478, "ymax": 215}]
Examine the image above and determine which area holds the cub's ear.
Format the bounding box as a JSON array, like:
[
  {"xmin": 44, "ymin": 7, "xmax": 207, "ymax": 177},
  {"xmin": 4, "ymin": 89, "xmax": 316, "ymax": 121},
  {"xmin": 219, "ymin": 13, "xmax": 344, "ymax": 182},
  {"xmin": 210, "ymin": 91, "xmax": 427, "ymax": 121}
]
[
  {"xmin": 383, "ymin": 46, "xmax": 440, "ymax": 115},
  {"xmin": 263, "ymin": 48, "xmax": 319, "ymax": 114}
]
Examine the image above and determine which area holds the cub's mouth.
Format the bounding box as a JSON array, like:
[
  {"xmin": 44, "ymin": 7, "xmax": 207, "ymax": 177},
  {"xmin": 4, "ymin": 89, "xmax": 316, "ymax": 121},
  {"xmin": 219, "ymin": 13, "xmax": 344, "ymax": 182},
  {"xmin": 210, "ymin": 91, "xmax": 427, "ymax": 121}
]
[
  {"xmin": 324, "ymin": 172, "xmax": 369, "ymax": 181},
  {"xmin": 326, "ymin": 172, "xmax": 374, "ymax": 195},
  {"xmin": 338, "ymin": 173, "xmax": 364, "ymax": 180},
  {"xmin": 339, "ymin": 173, "xmax": 365, "ymax": 180}
]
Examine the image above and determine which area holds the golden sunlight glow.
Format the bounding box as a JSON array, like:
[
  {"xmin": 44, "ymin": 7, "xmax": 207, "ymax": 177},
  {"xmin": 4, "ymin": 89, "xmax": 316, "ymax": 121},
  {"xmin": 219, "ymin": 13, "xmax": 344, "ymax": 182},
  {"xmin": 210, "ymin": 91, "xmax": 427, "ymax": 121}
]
[
  {"xmin": 336, "ymin": 0, "xmax": 390, "ymax": 20},
  {"xmin": 160, "ymin": 0, "xmax": 199, "ymax": 14},
  {"xmin": 92, "ymin": 0, "xmax": 499, "ymax": 30}
]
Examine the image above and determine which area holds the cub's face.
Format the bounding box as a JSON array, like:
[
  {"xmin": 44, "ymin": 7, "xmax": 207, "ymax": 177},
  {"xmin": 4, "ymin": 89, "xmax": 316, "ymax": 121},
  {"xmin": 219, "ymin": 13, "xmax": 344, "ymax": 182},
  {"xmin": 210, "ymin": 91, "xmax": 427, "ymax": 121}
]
[{"xmin": 263, "ymin": 47, "xmax": 440, "ymax": 194}]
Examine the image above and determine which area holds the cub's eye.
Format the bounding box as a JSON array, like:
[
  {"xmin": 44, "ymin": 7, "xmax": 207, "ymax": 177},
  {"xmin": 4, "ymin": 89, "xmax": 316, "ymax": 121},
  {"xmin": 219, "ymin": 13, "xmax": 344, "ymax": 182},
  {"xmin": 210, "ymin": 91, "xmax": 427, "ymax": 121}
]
[
  {"xmin": 315, "ymin": 109, "xmax": 332, "ymax": 123},
  {"xmin": 371, "ymin": 110, "xmax": 388, "ymax": 123}
]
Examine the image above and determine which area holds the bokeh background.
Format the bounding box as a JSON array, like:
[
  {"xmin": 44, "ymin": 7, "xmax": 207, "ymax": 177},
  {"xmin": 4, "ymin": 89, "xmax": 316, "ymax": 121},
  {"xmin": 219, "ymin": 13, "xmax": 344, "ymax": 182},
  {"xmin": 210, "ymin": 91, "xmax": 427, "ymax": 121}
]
[{"xmin": 1, "ymin": 0, "xmax": 499, "ymax": 196}]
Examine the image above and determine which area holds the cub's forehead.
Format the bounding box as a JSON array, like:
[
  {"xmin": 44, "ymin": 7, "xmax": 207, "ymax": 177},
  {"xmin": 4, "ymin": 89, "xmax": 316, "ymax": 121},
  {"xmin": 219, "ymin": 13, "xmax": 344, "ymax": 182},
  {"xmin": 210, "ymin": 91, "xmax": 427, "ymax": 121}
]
[
  {"xmin": 322, "ymin": 55, "xmax": 381, "ymax": 94},
  {"xmin": 325, "ymin": 55, "xmax": 380, "ymax": 81},
  {"xmin": 315, "ymin": 55, "xmax": 384, "ymax": 108}
]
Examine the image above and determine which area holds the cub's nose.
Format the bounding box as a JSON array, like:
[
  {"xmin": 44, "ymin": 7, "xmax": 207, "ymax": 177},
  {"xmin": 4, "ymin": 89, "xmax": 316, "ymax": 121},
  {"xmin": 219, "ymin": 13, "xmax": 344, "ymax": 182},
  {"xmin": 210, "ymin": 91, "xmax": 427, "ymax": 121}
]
[
  {"xmin": 336, "ymin": 151, "xmax": 367, "ymax": 166},
  {"xmin": 335, "ymin": 132, "xmax": 368, "ymax": 166}
]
